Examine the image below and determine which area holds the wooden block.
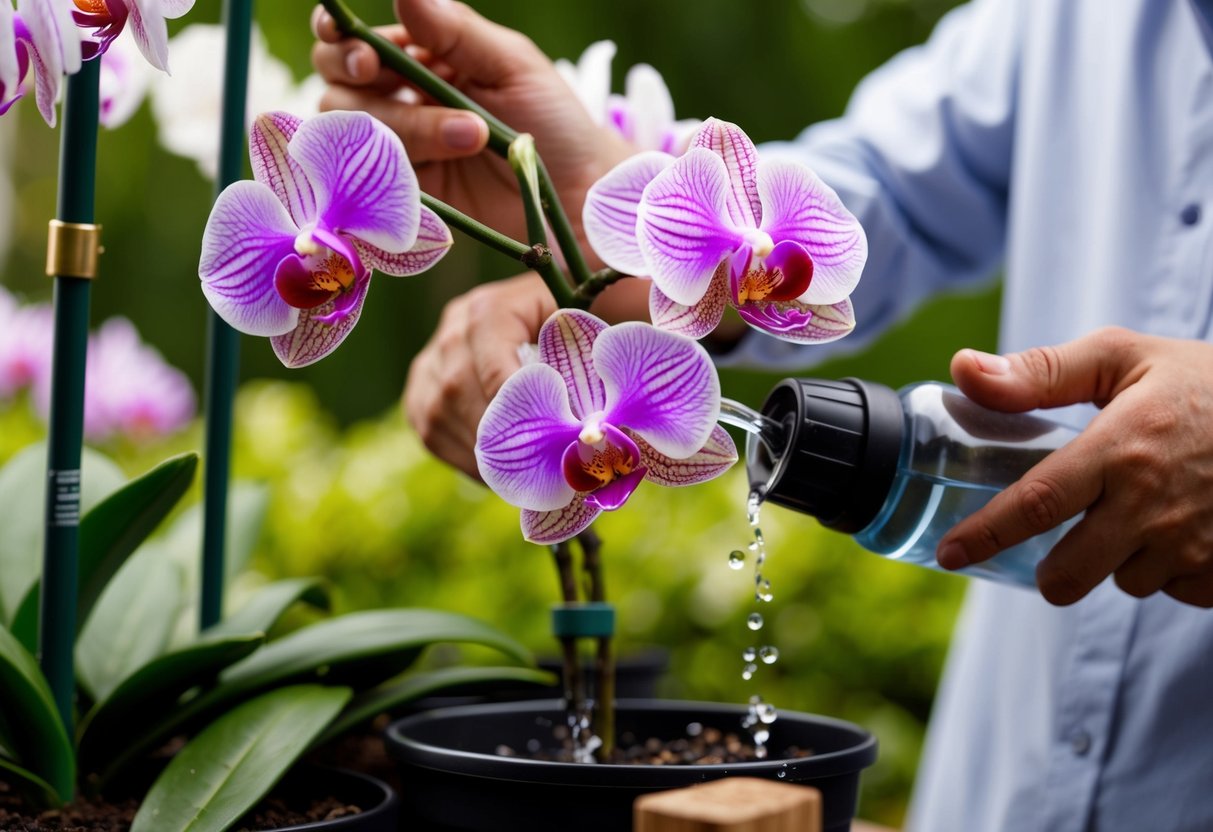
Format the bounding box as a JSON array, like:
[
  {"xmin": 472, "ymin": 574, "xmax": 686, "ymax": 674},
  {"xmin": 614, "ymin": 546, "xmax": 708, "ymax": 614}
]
[{"xmin": 634, "ymin": 777, "xmax": 822, "ymax": 832}]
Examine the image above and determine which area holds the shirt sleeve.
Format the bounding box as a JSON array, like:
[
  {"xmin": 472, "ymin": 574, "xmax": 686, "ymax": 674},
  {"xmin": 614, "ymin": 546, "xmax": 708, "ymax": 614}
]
[{"xmin": 717, "ymin": 0, "xmax": 1023, "ymax": 370}]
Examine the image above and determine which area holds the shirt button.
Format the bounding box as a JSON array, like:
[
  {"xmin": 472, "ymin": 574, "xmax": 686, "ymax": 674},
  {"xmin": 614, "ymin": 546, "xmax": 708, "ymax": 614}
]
[
  {"xmin": 1181, "ymin": 203, "xmax": 1201, "ymax": 226},
  {"xmin": 1070, "ymin": 731, "xmax": 1092, "ymax": 756}
]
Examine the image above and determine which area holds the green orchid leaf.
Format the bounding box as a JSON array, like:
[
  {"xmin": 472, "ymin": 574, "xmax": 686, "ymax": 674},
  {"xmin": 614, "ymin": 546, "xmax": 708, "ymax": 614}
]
[
  {"xmin": 0, "ymin": 626, "xmax": 73, "ymax": 803},
  {"xmin": 75, "ymin": 546, "xmax": 184, "ymax": 702},
  {"xmin": 0, "ymin": 443, "xmax": 125, "ymax": 627},
  {"xmin": 9, "ymin": 453, "xmax": 199, "ymax": 653},
  {"xmin": 130, "ymin": 684, "xmax": 350, "ymax": 832},
  {"xmin": 219, "ymin": 609, "xmax": 532, "ymax": 694},
  {"xmin": 77, "ymin": 633, "xmax": 265, "ymax": 775},
  {"xmin": 205, "ymin": 578, "xmax": 330, "ymax": 640},
  {"xmin": 0, "ymin": 755, "xmax": 61, "ymax": 809},
  {"xmin": 315, "ymin": 665, "xmax": 556, "ymax": 747},
  {"xmin": 99, "ymin": 609, "xmax": 531, "ymax": 786}
]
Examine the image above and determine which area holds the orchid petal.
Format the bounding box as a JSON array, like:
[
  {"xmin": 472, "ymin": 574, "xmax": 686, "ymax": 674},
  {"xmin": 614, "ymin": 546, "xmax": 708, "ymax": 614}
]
[
  {"xmin": 648, "ymin": 266, "xmax": 727, "ymax": 340},
  {"xmin": 637, "ymin": 148, "xmax": 741, "ymax": 306},
  {"xmin": 290, "ymin": 110, "xmax": 420, "ymax": 254},
  {"xmin": 636, "ymin": 425, "xmax": 738, "ymax": 487},
  {"xmin": 691, "ymin": 118, "xmax": 762, "ymax": 229},
  {"xmin": 559, "ymin": 39, "xmax": 615, "ymax": 125},
  {"xmin": 521, "ymin": 496, "xmax": 601, "ymax": 545},
  {"xmin": 18, "ymin": 0, "xmax": 81, "ymax": 127},
  {"xmin": 98, "ymin": 31, "xmax": 152, "ymax": 129},
  {"xmin": 585, "ymin": 465, "xmax": 647, "ymax": 511},
  {"xmin": 270, "ymin": 276, "xmax": 371, "ymax": 368},
  {"xmin": 0, "ymin": 4, "xmax": 19, "ymax": 108},
  {"xmin": 157, "ymin": 0, "xmax": 194, "ymax": 19},
  {"xmin": 583, "ymin": 150, "xmax": 673, "ymax": 276},
  {"xmin": 624, "ymin": 63, "xmax": 676, "ymax": 153},
  {"xmin": 537, "ymin": 309, "xmax": 606, "ymax": 420},
  {"xmin": 352, "ymin": 204, "xmax": 451, "ymax": 276},
  {"xmin": 560, "ymin": 423, "xmax": 641, "ymax": 495},
  {"xmin": 199, "ymin": 180, "xmax": 300, "ymax": 337},
  {"xmin": 250, "ymin": 112, "xmax": 317, "ymax": 227},
  {"xmin": 125, "ymin": 0, "xmax": 169, "ymax": 72},
  {"xmin": 475, "ymin": 363, "xmax": 582, "ymax": 512},
  {"xmin": 736, "ymin": 297, "xmax": 856, "ymax": 344},
  {"xmin": 758, "ymin": 158, "xmax": 867, "ymax": 304},
  {"xmin": 596, "ymin": 322, "xmax": 720, "ymax": 459}
]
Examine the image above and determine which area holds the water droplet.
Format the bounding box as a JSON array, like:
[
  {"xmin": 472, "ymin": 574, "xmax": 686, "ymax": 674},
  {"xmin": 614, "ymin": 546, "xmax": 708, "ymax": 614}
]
[
  {"xmin": 753, "ymin": 528, "xmax": 764, "ymax": 545},
  {"xmin": 753, "ymin": 728, "xmax": 770, "ymax": 747},
  {"xmin": 686, "ymin": 722, "xmax": 703, "ymax": 737},
  {"xmin": 742, "ymin": 646, "xmax": 757, "ymax": 662},
  {"xmin": 747, "ymin": 540, "xmax": 760, "ymax": 553},
  {"xmin": 778, "ymin": 764, "xmax": 788, "ymax": 779},
  {"xmin": 747, "ymin": 612, "xmax": 764, "ymax": 631},
  {"xmin": 758, "ymin": 703, "xmax": 778, "ymax": 724},
  {"xmin": 728, "ymin": 550, "xmax": 746, "ymax": 570},
  {"xmin": 759, "ymin": 645, "xmax": 779, "ymax": 664},
  {"xmin": 756, "ymin": 580, "xmax": 773, "ymax": 603},
  {"xmin": 742, "ymin": 662, "xmax": 757, "ymax": 681},
  {"xmin": 749, "ymin": 694, "xmax": 763, "ymax": 706}
]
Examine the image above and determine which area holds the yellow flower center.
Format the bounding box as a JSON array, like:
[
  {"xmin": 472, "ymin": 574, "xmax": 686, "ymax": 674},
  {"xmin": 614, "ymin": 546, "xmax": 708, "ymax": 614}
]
[
  {"xmin": 736, "ymin": 265, "xmax": 784, "ymax": 304},
  {"xmin": 579, "ymin": 444, "xmax": 637, "ymax": 488}
]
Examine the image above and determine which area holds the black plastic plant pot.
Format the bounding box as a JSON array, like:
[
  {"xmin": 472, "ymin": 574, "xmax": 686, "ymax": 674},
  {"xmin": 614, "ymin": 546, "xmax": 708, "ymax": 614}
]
[
  {"xmin": 273, "ymin": 766, "xmax": 400, "ymax": 831},
  {"xmin": 385, "ymin": 699, "xmax": 876, "ymax": 832}
]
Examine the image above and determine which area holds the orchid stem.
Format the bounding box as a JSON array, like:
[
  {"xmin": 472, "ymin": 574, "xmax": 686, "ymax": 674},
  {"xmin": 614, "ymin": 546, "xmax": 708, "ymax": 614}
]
[
  {"xmin": 573, "ymin": 269, "xmax": 627, "ymax": 304},
  {"xmin": 552, "ymin": 541, "xmax": 585, "ymax": 729},
  {"xmin": 421, "ymin": 194, "xmax": 582, "ymax": 309},
  {"xmin": 318, "ymin": 0, "xmax": 594, "ymax": 287},
  {"xmin": 577, "ymin": 527, "xmax": 614, "ymax": 759}
]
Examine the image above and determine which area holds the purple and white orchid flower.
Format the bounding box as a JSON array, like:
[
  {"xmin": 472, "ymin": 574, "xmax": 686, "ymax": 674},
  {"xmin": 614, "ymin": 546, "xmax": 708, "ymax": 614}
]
[
  {"xmin": 71, "ymin": 0, "xmax": 193, "ymax": 71},
  {"xmin": 1, "ymin": 0, "xmax": 83, "ymax": 126},
  {"xmin": 199, "ymin": 110, "xmax": 452, "ymax": 368},
  {"xmin": 476, "ymin": 309, "xmax": 737, "ymax": 544},
  {"xmin": 555, "ymin": 39, "xmax": 699, "ymax": 155},
  {"xmin": 583, "ymin": 118, "xmax": 867, "ymax": 344}
]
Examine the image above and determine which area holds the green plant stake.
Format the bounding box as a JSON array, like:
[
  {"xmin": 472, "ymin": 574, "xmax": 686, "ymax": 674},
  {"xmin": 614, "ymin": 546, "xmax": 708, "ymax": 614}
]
[
  {"xmin": 40, "ymin": 59, "xmax": 103, "ymax": 732},
  {"xmin": 200, "ymin": 0, "xmax": 255, "ymax": 631}
]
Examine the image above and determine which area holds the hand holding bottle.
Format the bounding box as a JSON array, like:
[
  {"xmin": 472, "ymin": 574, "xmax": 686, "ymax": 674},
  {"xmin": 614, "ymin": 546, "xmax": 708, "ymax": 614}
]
[{"xmin": 937, "ymin": 327, "xmax": 1213, "ymax": 608}]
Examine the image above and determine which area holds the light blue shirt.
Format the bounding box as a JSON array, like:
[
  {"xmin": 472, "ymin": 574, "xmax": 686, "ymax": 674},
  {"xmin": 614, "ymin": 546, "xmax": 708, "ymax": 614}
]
[{"xmin": 730, "ymin": 1, "xmax": 1213, "ymax": 829}]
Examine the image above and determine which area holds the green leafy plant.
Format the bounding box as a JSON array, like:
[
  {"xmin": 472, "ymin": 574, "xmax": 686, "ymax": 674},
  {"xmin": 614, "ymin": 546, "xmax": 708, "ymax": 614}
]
[{"xmin": 0, "ymin": 445, "xmax": 552, "ymax": 831}]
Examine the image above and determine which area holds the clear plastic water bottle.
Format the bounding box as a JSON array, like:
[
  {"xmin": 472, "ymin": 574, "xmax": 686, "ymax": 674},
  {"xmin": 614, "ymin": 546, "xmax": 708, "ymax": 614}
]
[{"xmin": 745, "ymin": 378, "xmax": 1082, "ymax": 587}]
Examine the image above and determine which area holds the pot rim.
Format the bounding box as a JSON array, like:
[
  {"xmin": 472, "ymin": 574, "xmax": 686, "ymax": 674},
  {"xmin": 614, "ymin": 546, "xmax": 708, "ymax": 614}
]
[
  {"xmin": 270, "ymin": 765, "xmax": 399, "ymax": 831},
  {"xmin": 386, "ymin": 698, "xmax": 878, "ymax": 788}
]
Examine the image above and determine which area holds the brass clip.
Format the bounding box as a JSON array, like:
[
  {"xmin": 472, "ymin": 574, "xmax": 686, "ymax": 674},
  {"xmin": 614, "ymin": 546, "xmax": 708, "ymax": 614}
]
[{"xmin": 45, "ymin": 220, "xmax": 103, "ymax": 280}]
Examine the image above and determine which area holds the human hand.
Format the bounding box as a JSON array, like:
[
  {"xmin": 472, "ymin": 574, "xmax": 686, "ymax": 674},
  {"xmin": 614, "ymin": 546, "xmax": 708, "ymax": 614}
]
[
  {"xmin": 936, "ymin": 327, "xmax": 1213, "ymax": 608},
  {"xmin": 311, "ymin": 1, "xmax": 633, "ymax": 244}
]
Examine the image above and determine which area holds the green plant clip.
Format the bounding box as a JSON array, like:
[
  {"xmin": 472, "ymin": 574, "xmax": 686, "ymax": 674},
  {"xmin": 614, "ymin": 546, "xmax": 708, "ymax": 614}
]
[{"xmin": 550, "ymin": 603, "xmax": 615, "ymax": 638}]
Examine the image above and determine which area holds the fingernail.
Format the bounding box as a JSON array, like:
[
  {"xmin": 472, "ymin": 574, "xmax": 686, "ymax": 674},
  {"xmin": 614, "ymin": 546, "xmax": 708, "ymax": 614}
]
[
  {"xmin": 310, "ymin": 7, "xmax": 332, "ymax": 38},
  {"xmin": 442, "ymin": 115, "xmax": 484, "ymax": 150},
  {"xmin": 968, "ymin": 349, "xmax": 1012, "ymax": 375},
  {"xmin": 937, "ymin": 541, "xmax": 968, "ymax": 570},
  {"xmin": 345, "ymin": 49, "xmax": 363, "ymax": 79}
]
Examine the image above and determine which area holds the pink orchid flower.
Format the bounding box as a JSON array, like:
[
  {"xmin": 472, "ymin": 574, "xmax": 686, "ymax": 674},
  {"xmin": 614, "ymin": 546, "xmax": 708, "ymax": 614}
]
[
  {"xmin": 476, "ymin": 309, "xmax": 737, "ymax": 544},
  {"xmin": 72, "ymin": 0, "xmax": 192, "ymax": 70},
  {"xmin": 583, "ymin": 118, "xmax": 867, "ymax": 343},
  {"xmin": 199, "ymin": 110, "xmax": 452, "ymax": 368},
  {"xmin": 1, "ymin": 0, "xmax": 82, "ymax": 126}
]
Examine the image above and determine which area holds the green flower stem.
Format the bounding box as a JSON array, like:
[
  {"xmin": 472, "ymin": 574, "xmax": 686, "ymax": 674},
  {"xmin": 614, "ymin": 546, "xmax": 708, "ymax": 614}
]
[
  {"xmin": 41, "ymin": 64, "xmax": 102, "ymax": 731},
  {"xmin": 200, "ymin": 0, "xmax": 255, "ymax": 632},
  {"xmin": 318, "ymin": 0, "xmax": 593, "ymax": 287},
  {"xmin": 551, "ymin": 542, "xmax": 585, "ymax": 719},
  {"xmin": 573, "ymin": 268, "xmax": 628, "ymax": 304},
  {"xmin": 577, "ymin": 528, "xmax": 614, "ymax": 760},
  {"xmin": 421, "ymin": 193, "xmax": 584, "ymax": 310}
]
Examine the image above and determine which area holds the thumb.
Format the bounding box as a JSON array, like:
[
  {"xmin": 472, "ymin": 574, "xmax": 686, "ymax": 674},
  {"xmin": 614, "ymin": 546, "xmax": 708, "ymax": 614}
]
[
  {"xmin": 393, "ymin": 0, "xmax": 546, "ymax": 84},
  {"xmin": 950, "ymin": 326, "xmax": 1145, "ymax": 412}
]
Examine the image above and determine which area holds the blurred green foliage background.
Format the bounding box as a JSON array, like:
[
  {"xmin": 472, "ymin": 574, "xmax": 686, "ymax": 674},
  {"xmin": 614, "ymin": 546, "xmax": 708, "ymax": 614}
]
[{"xmin": 0, "ymin": 0, "xmax": 1005, "ymax": 825}]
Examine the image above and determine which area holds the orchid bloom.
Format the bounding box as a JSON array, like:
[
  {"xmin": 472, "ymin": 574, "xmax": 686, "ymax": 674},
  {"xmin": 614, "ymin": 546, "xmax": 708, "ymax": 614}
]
[
  {"xmin": 80, "ymin": 317, "xmax": 194, "ymax": 442},
  {"xmin": 555, "ymin": 40, "xmax": 699, "ymax": 154},
  {"xmin": 583, "ymin": 118, "xmax": 867, "ymax": 344},
  {"xmin": 476, "ymin": 309, "xmax": 737, "ymax": 544},
  {"xmin": 71, "ymin": 0, "xmax": 193, "ymax": 70},
  {"xmin": 98, "ymin": 29, "xmax": 148, "ymax": 127},
  {"xmin": 1, "ymin": 0, "xmax": 82, "ymax": 127},
  {"xmin": 199, "ymin": 110, "xmax": 452, "ymax": 368},
  {"xmin": 0, "ymin": 287, "xmax": 52, "ymax": 399},
  {"xmin": 151, "ymin": 25, "xmax": 322, "ymax": 179}
]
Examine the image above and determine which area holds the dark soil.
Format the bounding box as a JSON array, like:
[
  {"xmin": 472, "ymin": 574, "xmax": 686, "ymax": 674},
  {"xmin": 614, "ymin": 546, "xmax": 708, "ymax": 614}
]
[
  {"xmin": 0, "ymin": 771, "xmax": 364, "ymax": 831},
  {"xmin": 498, "ymin": 723, "xmax": 814, "ymax": 765}
]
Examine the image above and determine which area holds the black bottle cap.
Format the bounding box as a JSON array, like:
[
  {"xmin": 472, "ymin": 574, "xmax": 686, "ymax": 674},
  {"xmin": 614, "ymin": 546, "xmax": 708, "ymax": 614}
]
[{"xmin": 746, "ymin": 377, "xmax": 904, "ymax": 533}]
